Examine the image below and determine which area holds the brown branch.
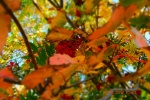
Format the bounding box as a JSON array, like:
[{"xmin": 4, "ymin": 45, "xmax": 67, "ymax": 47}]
[
  {"xmin": 65, "ymin": 14, "xmax": 76, "ymax": 28},
  {"xmin": 48, "ymin": 0, "xmax": 58, "ymax": 8},
  {"xmin": 4, "ymin": 77, "xmax": 21, "ymax": 84},
  {"xmin": 54, "ymin": 0, "xmax": 61, "ymax": 8},
  {"xmin": 0, "ymin": 0, "xmax": 38, "ymax": 70},
  {"xmin": 60, "ymin": 0, "xmax": 63, "ymax": 8}
]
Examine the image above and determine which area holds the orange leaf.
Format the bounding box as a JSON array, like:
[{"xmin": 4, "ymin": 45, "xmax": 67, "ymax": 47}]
[
  {"xmin": 0, "ymin": 14, "xmax": 11, "ymax": 55},
  {"xmin": 87, "ymin": 4, "xmax": 137, "ymax": 40},
  {"xmin": 0, "ymin": 0, "xmax": 20, "ymax": 13},
  {"xmin": 0, "ymin": 0, "xmax": 20, "ymax": 54},
  {"xmin": 0, "ymin": 68, "xmax": 15, "ymax": 89},
  {"xmin": 0, "ymin": 78, "xmax": 12, "ymax": 89},
  {"xmin": 0, "ymin": 93, "xmax": 8, "ymax": 100},
  {"xmin": 22, "ymin": 66, "xmax": 54, "ymax": 89},
  {"xmin": 41, "ymin": 65, "xmax": 77, "ymax": 99},
  {"xmin": 0, "ymin": 68, "xmax": 14, "ymax": 78}
]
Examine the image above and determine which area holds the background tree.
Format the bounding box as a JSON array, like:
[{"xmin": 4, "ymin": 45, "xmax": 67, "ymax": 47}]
[{"xmin": 0, "ymin": 0, "xmax": 150, "ymax": 100}]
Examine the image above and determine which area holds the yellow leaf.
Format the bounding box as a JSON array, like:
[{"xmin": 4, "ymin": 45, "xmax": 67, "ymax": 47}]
[
  {"xmin": 84, "ymin": 0, "xmax": 101, "ymax": 14},
  {"xmin": 49, "ymin": 10, "xmax": 67, "ymax": 27},
  {"xmin": 86, "ymin": 37, "xmax": 108, "ymax": 48},
  {"xmin": 51, "ymin": 65, "xmax": 77, "ymax": 89},
  {"xmin": 94, "ymin": 63, "xmax": 104, "ymax": 69},
  {"xmin": 46, "ymin": 27, "xmax": 73, "ymax": 42},
  {"xmin": 41, "ymin": 65, "xmax": 77, "ymax": 99},
  {"xmin": 74, "ymin": 55, "xmax": 85, "ymax": 63}
]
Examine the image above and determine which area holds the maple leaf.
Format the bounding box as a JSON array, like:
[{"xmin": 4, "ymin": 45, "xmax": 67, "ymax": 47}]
[
  {"xmin": 46, "ymin": 27, "xmax": 73, "ymax": 42},
  {"xmin": 87, "ymin": 4, "xmax": 137, "ymax": 40},
  {"xmin": 22, "ymin": 66, "xmax": 54, "ymax": 89},
  {"xmin": 0, "ymin": 0, "xmax": 20, "ymax": 54}
]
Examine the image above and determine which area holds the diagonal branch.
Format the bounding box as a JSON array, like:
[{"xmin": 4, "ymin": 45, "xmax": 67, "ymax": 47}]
[
  {"xmin": 60, "ymin": 0, "xmax": 63, "ymax": 8},
  {"xmin": 48, "ymin": 0, "xmax": 58, "ymax": 8},
  {"xmin": 0, "ymin": 0, "xmax": 38, "ymax": 70}
]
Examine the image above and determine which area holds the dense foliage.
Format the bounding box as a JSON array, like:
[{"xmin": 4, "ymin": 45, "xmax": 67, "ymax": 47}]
[{"xmin": 0, "ymin": 0, "xmax": 150, "ymax": 100}]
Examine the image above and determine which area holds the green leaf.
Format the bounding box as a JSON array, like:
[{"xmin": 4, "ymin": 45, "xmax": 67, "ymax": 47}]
[
  {"xmin": 36, "ymin": 57, "xmax": 45, "ymax": 66},
  {"xmin": 29, "ymin": 62, "xmax": 34, "ymax": 69},
  {"xmin": 29, "ymin": 42, "xmax": 38, "ymax": 52},
  {"xmin": 46, "ymin": 43, "xmax": 55, "ymax": 57},
  {"xmin": 22, "ymin": 55, "xmax": 30, "ymax": 59},
  {"xmin": 39, "ymin": 49, "xmax": 47, "ymax": 61},
  {"xmin": 129, "ymin": 15, "xmax": 150, "ymax": 29},
  {"xmin": 120, "ymin": 0, "xmax": 145, "ymax": 7},
  {"xmin": 85, "ymin": 51, "xmax": 92, "ymax": 57}
]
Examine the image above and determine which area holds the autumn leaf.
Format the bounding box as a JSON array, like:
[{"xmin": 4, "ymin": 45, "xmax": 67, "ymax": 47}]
[
  {"xmin": 49, "ymin": 54, "xmax": 76, "ymax": 65},
  {"xmin": 0, "ymin": 0, "xmax": 20, "ymax": 13},
  {"xmin": 0, "ymin": 68, "xmax": 15, "ymax": 89},
  {"xmin": 84, "ymin": 0, "xmax": 101, "ymax": 14},
  {"xmin": 22, "ymin": 66, "xmax": 54, "ymax": 89},
  {"xmin": 46, "ymin": 27, "xmax": 73, "ymax": 42},
  {"xmin": 48, "ymin": 10, "xmax": 67, "ymax": 27},
  {"xmin": 87, "ymin": 4, "xmax": 137, "ymax": 40},
  {"xmin": 41, "ymin": 65, "xmax": 77, "ymax": 99},
  {"xmin": 86, "ymin": 36, "xmax": 108, "ymax": 48}
]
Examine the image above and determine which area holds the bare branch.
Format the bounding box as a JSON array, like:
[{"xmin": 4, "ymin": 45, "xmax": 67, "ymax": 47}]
[
  {"xmin": 48, "ymin": 0, "xmax": 58, "ymax": 8},
  {"xmin": 60, "ymin": 0, "xmax": 63, "ymax": 8}
]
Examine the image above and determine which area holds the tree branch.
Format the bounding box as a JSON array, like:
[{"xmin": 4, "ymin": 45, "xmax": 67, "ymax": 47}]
[
  {"xmin": 60, "ymin": 0, "xmax": 63, "ymax": 8},
  {"xmin": 48, "ymin": 0, "xmax": 58, "ymax": 8},
  {"xmin": 0, "ymin": 0, "xmax": 38, "ymax": 70}
]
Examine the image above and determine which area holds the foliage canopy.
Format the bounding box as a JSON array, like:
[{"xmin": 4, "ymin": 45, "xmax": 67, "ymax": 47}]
[{"xmin": 0, "ymin": 0, "xmax": 150, "ymax": 100}]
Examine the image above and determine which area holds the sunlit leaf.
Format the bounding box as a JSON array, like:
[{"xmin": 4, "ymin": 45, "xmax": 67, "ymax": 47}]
[
  {"xmin": 46, "ymin": 27, "xmax": 73, "ymax": 42},
  {"xmin": 88, "ymin": 4, "xmax": 136, "ymax": 40},
  {"xmin": 22, "ymin": 66, "xmax": 54, "ymax": 89},
  {"xmin": 49, "ymin": 54, "xmax": 76, "ymax": 65}
]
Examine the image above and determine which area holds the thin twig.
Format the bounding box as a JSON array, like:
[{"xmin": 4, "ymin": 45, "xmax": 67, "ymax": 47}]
[
  {"xmin": 32, "ymin": 0, "xmax": 48, "ymax": 20},
  {"xmin": 0, "ymin": 0, "xmax": 38, "ymax": 70},
  {"xmin": 48, "ymin": 0, "xmax": 58, "ymax": 8},
  {"xmin": 65, "ymin": 14, "xmax": 76, "ymax": 28},
  {"xmin": 54, "ymin": 0, "xmax": 61, "ymax": 8}
]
